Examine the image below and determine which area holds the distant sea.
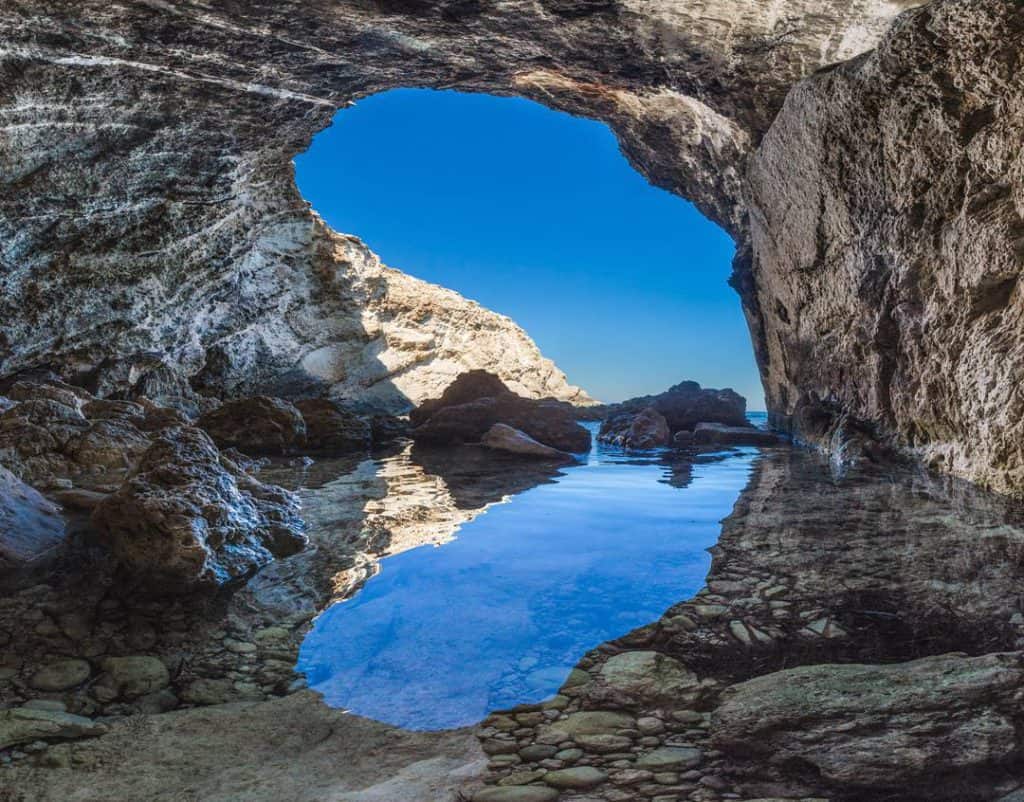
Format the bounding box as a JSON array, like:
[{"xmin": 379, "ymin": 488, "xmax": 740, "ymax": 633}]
[{"xmin": 747, "ymin": 411, "xmax": 768, "ymax": 429}]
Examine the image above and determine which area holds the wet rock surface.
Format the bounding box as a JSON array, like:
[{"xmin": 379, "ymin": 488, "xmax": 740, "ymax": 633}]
[
  {"xmin": 92, "ymin": 426, "xmax": 307, "ymax": 591},
  {"xmin": 481, "ymin": 424, "xmax": 574, "ymax": 462}
]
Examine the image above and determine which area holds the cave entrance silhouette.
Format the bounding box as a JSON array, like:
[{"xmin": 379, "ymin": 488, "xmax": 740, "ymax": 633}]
[{"xmin": 296, "ymin": 88, "xmax": 762, "ymax": 409}]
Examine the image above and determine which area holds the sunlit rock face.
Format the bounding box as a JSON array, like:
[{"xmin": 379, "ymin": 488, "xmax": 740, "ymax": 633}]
[{"xmin": 8, "ymin": 0, "xmax": 1024, "ymax": 493}]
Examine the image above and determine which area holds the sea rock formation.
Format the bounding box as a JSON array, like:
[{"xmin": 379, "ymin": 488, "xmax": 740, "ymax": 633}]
[
  {"xmin": 197, "ymin": 396, "xmax": 307, "ymax": 456},
  {"xmin": 597, "ymin": 406, "xmax": 671, "ymax": 450},
  {"xmin": 412, "ymin": 372, "xmax": 592, "ymax": 453},
  {"xmin": 480, "ymin": 424, "xmax": 574, "ymax": 462},
  {"xmin": 745, "ymin": 0, "xmax": 1024, "ymax": 493},
  {"xmin": 91, "ymin": 426, "xmax": 307, "ymax": 590},
  {"xmin": 598, "ymin": 381, "xmax": 750, "ymax": 449}
]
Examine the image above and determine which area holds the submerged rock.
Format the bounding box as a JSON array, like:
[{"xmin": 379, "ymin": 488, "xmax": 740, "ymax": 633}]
[
  {"xmin": 481, "ymin": 424, "xmax": 574, "ymax": 461},
  {"xmin": 92, "ymin": 426, "xmax": 307, "ymax": 591},
  {"xmin": 0, "ymin": 465, "xmax": 66, "ymax": 574},
  {"xmin": 712, "ymin": 652, "xmax": 1024, "ymax": 788},
  {"xmin": 197, "ymin": 396, "xmax": 306, "ymax": 456},
  {"xmin": 693, "ymin": 422, "xmax": 781, "ymax": 446}
]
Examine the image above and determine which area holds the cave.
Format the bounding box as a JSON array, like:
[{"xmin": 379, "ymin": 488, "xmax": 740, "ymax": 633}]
[{"xmin": 2, "ymin": 1, "xmax": 1024, "ymax": 800}]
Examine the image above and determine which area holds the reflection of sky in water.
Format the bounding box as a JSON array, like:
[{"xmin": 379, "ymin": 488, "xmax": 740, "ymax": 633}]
[{"xmin": 298, "ymin": 425, "xmax": 757, "ymax": 730}]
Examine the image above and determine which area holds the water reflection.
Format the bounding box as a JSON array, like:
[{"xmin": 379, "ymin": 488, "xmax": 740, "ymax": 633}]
[{"xmin": 298, "ymin": 426, "xmax": 757, "ymax": 729}]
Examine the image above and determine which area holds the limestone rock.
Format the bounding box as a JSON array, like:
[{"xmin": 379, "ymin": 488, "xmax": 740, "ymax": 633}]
[
  {"xmin": 91, "ymin": 426, "xmax": 307, "ymax": 591},
  {"xmin": 481, "ymin": 424, "xmax": 574, "ymax": 461},
  {"xmin": 692, "ymin": 423, "xmax": 781, "ymax": 447},
  {"xmin": 197, "ymin": 396, "xmax": 307, "ymax": 456},
  {"xmin": 0, "ymin": 707, "xmax": 106, "ymax": 750},
  {"xmin": 712, "ymin": 652, "xmax": 1024, "ymax": 788}
]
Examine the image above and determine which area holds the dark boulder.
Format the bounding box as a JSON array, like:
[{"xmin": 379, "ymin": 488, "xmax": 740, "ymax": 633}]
[
  {"xmin": 413, "ymin": 393, "xmax": 591, "ymax": 453},
  {"xmin": 294, "ymin": 398, "xmax": 371, "ymax": 454},
  {"xmin": 409, "ymin": 370, "xmax": 510, "ymax": 427},
  {"xmin": 0, "ymin": 466, "xmax": 66, "ymax": 575},
  {"xmin": 611, "ymin": 381, "xmax": 748, "ymax": 433},
  {"xmin": 92, "ymin": 426, "xmax": 306, "ymax": 591},
  {"xmin": 197, "ymin": 396, "xmax": 306, "ymax": 456},
  {"xmin": 598, "ymin": 407, "xmax": 670, "ymax": 449}
]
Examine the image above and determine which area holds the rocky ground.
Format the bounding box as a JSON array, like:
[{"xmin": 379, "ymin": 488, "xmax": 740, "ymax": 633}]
[{"xmin": 6, "ymin": 440, "xmax": 1024, "ymax": 801}]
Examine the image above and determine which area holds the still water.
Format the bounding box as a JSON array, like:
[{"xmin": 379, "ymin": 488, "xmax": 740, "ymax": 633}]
[{"xmin": 297, "ymin": 423, "xmax": 759, "ymax": 729}]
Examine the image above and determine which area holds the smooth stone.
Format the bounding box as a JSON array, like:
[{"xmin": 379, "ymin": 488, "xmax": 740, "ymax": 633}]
[
  {"xmin": 574, "ymin": 734, "xmax": 633, "ymax": 753},
  {"xmin": 519, "ymin": 744, "xmax": 557, "ymax": 761},
  {"xmin": 546, "ymin": 711, "xmax": 634, "ymax": 736},
  {"xmin": 0, "ymin": 708, "xmax": 107, "ymax": 749},
  {"xmin": 30, "ymin": 659, "xmax": 91, "ymax": 691},
  {"xmin": 99, "ymin": 656, "xmax": 170, "ymax": 699},
  {"xmin": 473, "ymin": 787, "xmax": 559, "ymax": 802},
  {"xmin": 595, "ymin": 651, "xmax": 701, "ymax": 706},
  {"xmin": 636, "ymin": 747, "xmax": 703, "ymax": 770},
  {"xmin": 544, "ymin": 766, "xmax": 608, "ymax": 789}
]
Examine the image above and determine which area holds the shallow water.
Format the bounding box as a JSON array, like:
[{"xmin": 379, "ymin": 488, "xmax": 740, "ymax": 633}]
[{"xmin": 297, "ymin": 423, "xmax": 758, "ymax": 729}]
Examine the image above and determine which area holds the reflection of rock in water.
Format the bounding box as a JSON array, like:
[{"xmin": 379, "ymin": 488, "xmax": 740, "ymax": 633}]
[
  {"xmin": 475, "ymin": 448, "xmax": 1024, "ymax": 802},
  {"xmin": 0, "ymin": 443, "xmax": 562, "ymax": 732}
]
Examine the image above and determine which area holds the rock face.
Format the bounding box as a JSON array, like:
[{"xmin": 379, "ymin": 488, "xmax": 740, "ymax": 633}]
[
  {"xmin": 92, "ymin": 426, "xmax": 307, "ymax": 590},
  {"xmin": 712, "ymin": 652, "xmax": 1024, "ymax": 789},
  {"xmin": 197, "ymin": 396, "xmax": 307, "ymax": 456},
  {"xmin": 412, "ymin": 373, "xmax": 592, "ymax": 453},
  {"xmin": 744, "ymin": 0, "xmax": 1024, "ymax": 493}
]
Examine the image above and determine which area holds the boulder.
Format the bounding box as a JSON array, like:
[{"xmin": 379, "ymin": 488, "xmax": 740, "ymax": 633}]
[
  {"xmin": 0, "ymin": 465, "xmax": 66, "ymax": 573},
  {"xmin": 586, "ymin": 650, "xmax": 703, "ymax": 708},
  {"xmin": 410, "ymin": 370, "xmax": 510, "ymax": 427},
  {"xmin": 30, "ymin": 659, "xmax": 92, "ymax": 692},
  {"xmin": 0, "ymin": 707, "xmax": 106, "ymax": 750},
  {"xmin": 294, "ymin": 398, "xmax": 371, "ymax": 454},
  {"xmin": 412, "ymin": 384, "xmax": 591, "ymax": 453},
  {"xmin": 197, "ymin": 396, "xmax": 306, "ymax": 455},
  {"xmin": 92, "ymin": 426, "xmax": 307, "ymax": 591},
  {"xmin": 672, "ymin": 430, "xmax": 694, "ymax": 448},
  {"xmin": 598, "ymin": 407, "xmax": 670, "ymax": 449},
  {"xmin": 693, "ymin": 422, "xmax": 781, "ymax": 446},
  {"xmin": 481, "ymin": 424, "xmax": 574, "ymax": 461},
  {"xmin": 94, "ymin": 656, "xmax": 170, "ymax": 700},
  {"xmin": 712, "ymin": 652, "xmax": 1024, "ymax": 788},
  {"xmin": 65, "ymin": 419, "xmax": 151, "ymax": 470},
  {"xmin": 606, "ymin": 381, "xmax": 748, "ymax": 433}
]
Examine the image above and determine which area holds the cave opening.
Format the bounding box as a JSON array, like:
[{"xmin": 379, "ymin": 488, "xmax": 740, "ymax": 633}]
[{"xmin": 296, "ymin": 88, "xmax": 764, "ymax": 410}]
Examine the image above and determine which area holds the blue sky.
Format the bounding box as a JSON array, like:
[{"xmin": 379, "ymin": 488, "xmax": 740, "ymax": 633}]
[{"xmin": 295, "ymin": 89, "xmax": 763, "ymax": 408}]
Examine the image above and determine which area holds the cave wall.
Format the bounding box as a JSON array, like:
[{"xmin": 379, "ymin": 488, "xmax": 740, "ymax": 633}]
[
  {"xmin": 8, "ymin": 0, "xmax": 1024, "ymax": 493},
  {"xmin": 747, "ymin": 0, "xmax": 1024, "ymax": 494}
]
